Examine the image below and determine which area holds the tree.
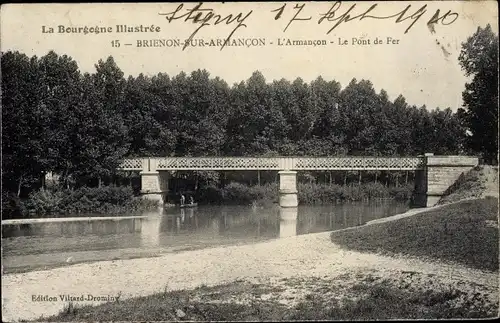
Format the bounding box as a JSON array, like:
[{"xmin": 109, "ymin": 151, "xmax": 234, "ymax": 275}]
[
  {"xmin": 338, "ymin": 79, "xmax": 380, "ymax": 155},
  {"xmin": 71, "ymin": 57, "xmax": 130, "ymax": 184},
  {"xmin": 36, "ymin": 51, "xmax": 83, "ymax": 181},
  {"xmin": 225, "ymin": 71, "xmax": 287, "ymax": 156},
  {"xmin": 430, "ymin": 107, "xmax": 466, "ymax": 155},
  {"xmin": 310, "ymin": 77, "xmax": 343, "ymax": 155},
  {"xmin": 123, "ymin": 74, "xmax": 176, "ymax": 157},
  {"xmin": 1, "ymin": 52, "xmax": 46, "ymax": 195},
  {"xmin": 411, "ymin": 105, "xmax": 437, "ymax": 154},
  {"xmin": 458, "ymin": 24, "xmax": 499, "ymax": 164},
  {"xmin": 270, "ymin": 79, "xmax": 295, "ymax": 154},
  {"xmin": 179, "ymin": 70, "xmax": 229, "ymax": 156},
  {"xmin": 63, "ymin": 73, "xmax": 129, "ymax": 185}
]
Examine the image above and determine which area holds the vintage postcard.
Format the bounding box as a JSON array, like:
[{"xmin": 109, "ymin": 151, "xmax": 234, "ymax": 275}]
[{"xmin": 1, "ymin": 1, "xmax": 499, "ymax": 321}]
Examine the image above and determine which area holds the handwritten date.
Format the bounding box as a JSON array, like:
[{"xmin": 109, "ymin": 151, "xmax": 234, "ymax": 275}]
[{"xmin": 158, "ymin": 2, "xmax": 459, "ymax": 51}]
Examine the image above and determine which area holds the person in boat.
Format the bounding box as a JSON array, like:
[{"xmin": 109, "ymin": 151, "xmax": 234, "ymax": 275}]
[
  {"xmin": 180, "ymin": 193, "xmax": 185, "ymax": 206},
  {"xmin": 189, "ymin": 195, "xmax": 194, "ymax": 205}
]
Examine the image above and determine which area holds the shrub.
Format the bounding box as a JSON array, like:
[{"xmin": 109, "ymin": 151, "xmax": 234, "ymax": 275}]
[
  {"xmin": 298, "ymin": 183, "xmax": 318, "ymax": 204},
  {"xmin": 196, "ymin": 184, "xmax": 224, "ymax": 204},
  {"xmin": 248, "ymin": 183, "xmax": 278, "ymax": 203},
  {"xmin": 24, "ymin": 189, "xmax": 64, "ymax": 215},
  {"xmin": 1, "ymin": 190, "xmax": 26, "ymax": 219},
  {"xmin": 21, "ymin": 185, "xmax": 157, "ymax": 217},
  {"xmin": 223, "ymin": 182, "xmax": 253, "ymax": 204},
  {"xmin": 213, "ymin": 182, "xmax": 279, "ymax": 205},
  {"xmin": 341, "ymin": 184, "xmax": 363, "ymax": 202},
  {"xmin": 362, "ymin": 182, "xmax": 390, "ymax": 199},
  {"xmin": 298, "ymin": 182, "xmax": 413, "ymax": 204},
  {"xmin": 389, "ymin": 184, "xmax": 414, "ymax": 201}
]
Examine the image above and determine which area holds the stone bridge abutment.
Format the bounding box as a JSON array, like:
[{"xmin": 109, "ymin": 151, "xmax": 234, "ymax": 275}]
[{"xmin": 420, "ymin": 154, "xmax": 479, "ymax": 207}]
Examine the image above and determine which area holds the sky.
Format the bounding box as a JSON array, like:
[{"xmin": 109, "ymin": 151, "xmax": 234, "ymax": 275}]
[{"xmin": 1, "ymin": 1, "xmax": 498, "ymax": 111}]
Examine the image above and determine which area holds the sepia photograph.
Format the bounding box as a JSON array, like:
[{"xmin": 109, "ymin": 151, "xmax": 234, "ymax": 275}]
[{"xmin": 1, "ymin": 1, "xmax": 499, "ymax": 321}]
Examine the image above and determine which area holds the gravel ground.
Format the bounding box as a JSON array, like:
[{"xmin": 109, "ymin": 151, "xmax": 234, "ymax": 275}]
[{"xmin": 2, "ymin": 230, "xmax": 498, "ymax": 322}]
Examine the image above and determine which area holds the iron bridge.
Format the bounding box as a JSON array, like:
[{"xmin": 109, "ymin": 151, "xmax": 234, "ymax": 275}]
[{"xmin": 117, "ymin": 156, "xmax": 426, "ymax": 171}]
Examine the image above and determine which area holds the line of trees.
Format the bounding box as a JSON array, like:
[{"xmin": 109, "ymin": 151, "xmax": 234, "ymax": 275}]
[
  {"xmin": 457, "ymin": 24, "xmax": 499, "ymax": 165},
  {"xmin": 2, "ymin": 25, "xmax": 497, "ymax": 198}
]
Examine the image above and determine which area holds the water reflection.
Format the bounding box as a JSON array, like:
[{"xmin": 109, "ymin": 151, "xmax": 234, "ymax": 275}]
[
  {"xmin": 140, "ymin": 211, "xmax": 163, "ymax": 247},
  {"xmin": 1, "ymin": 218, "xmax": 142, "ymax": 238},
  {"xmin": 2, "ymin": 201, "xmax": 410, "ymax": 259},
  {"xmin": 211, "ymin": 216, "xmax": 220, "ymax": 232},
  {"xmin": 175, "ymin": 216, "xmax": 181, "ymax": 232},
  {"xmin": 279, "ymin": 208, "xmax": 298, "ymax": 238}
]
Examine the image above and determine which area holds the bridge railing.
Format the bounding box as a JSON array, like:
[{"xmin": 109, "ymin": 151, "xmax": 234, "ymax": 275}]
[
  {"xmin": 294, "ymin": 157, "xmax": 425, "ymax": 170},
  {"xmin": 117, "ymin": 158, "xmax": 144, "ymax": 170},
  {"xmin": 117, "ymin": 156, "xmax": 426, "ymax": 171},
  {"xmin": 157, "ymin": 157, "xmax": 283, "ymax": 170}
]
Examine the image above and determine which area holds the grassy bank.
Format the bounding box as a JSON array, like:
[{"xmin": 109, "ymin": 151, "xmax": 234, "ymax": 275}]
[
  {"xmin": 38, "ymin": 273, "xmax": 498, "ymax": 321},
  {"xmin": 438, "ymin": 165, "xmax": 499, "ymax": 205},
  {"xmin": 196, "ymin": 182, "xmax": 413, "ymax": 205},
  {"xmin": 298, "ymin": 182, "xmax": 413, "ymax": 204},
  {"xmin": 2, "ymin": 186, "xmax": 158, "ymax": 219},
  {"xmin": 331, "ymin": 197, "xmax": 499, "ymax": 271}
]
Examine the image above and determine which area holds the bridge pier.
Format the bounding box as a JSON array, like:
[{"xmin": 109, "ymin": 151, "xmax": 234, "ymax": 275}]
[
  {"xmin": 140, "ymin": 170, "xmax": 169, "ymax": 207},
  {"xmin": 279, "ymin": 170, "xmax": 298, "ymax": 207}
]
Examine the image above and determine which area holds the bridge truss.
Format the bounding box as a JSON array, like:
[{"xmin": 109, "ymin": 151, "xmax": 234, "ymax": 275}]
[{"xmin": 118, "ymin": 156, "xmax": 426, "ymax": 171}]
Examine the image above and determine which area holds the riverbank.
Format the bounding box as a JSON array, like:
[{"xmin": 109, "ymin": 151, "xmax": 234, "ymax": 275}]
[
  {"xmin": 438, "ymin": 165, "xmax": 499, "ymax": 204},
  {"xmin": 2, "ymin": 186, "xmax": 159, "ymax": 219},
  {"xmin": 2, "ymin": 215, "xmax": 147, "ymax": 225},
  {"xmin": 331, "ymin": 197, "xmax": 498, "ymax": 271},
  {"xmin": 198, "ymin": 182, "xmax": 413, "ymax": 205},
  {"xmin": 2, "ymin": 228, "xmax": 497, "ymax": 322}
]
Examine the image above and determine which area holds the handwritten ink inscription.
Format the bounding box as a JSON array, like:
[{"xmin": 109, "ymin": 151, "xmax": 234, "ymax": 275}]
[
  {"xmin": 157, "ymin": 1, "xmax": 458, "ymax": 50},
  {"xmin": 314, "ymin": 1, "xmax": 458, "ymax": 34},
  {"xmin": 158, "ymin": 3, "xmax": 253, "ymax": 50},
  {"xmin": 272, "ymin": 1, "xmax": 458, "ymax": 34}
]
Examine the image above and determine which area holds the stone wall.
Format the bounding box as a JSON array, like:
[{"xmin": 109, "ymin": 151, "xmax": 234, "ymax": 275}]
[{"xmin": 425, "ymin": 155, "xmax": 479, "ymax": 207}]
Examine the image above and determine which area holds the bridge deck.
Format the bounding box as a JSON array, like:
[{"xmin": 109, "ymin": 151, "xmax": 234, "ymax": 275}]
[{"xmin": 118, "ymin": 157, "xmax": 425, "ymax": 171}]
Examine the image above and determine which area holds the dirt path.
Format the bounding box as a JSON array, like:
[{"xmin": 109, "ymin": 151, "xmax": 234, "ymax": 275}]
[{"xmin": 2, "ymin": 231, "xmax": 497, "ymax": 322}]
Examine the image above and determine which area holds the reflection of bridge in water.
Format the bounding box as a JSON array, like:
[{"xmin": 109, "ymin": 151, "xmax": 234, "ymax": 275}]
[
  {"xmin": 140, "ymin": 208, "xmax": 297, "ymax": 244},
  {"xmin": 118, "ymin": 154, "xmax": 478, "ymax": 207}
]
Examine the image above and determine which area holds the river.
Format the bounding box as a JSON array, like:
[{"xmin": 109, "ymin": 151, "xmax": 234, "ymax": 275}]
[{"xmin": 2, "ymin": 201, "xmax": 409, "ymax": 273}]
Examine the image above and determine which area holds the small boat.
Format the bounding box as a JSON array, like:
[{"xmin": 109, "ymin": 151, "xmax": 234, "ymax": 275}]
[
  {"xmin": 180, "ymin": 203, "xmax": 198, "ymax": 208},
  {"xmin": 164, "ymin": 203, "xmax": 177, "ymax": 208}
]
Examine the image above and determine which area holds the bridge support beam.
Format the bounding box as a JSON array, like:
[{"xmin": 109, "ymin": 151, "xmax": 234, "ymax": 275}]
[
  {"xmin": 422, "ymin": 154, "xmax": 479, "ymax": 207},
  {"xmin": 279, "ymin": 170, "xmax": 298, "ymax": 207},
  {"xmin": 140, "ymin": 171, "xmax": 169, "ymax": 207}
]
